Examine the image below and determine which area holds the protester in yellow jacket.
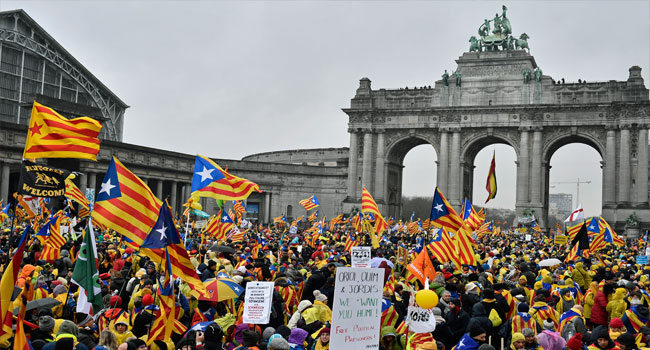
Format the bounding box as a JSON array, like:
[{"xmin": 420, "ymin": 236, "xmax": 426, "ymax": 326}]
[
  {"xmin": 313, "ymin": 291, "xmax": 332, "ymax": 324},
  {"xmin": 584, "ymin": 282, "xmax": 599, "ymax": 322},
  {"xmin": 606, "ymin": 288, "xmax": 628, "ymax": 320}
]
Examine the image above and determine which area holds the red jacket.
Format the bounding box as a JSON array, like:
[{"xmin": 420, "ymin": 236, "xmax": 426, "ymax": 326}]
[{"xmin": 590, "ymin": 290, "xmax": 609, "ymax": 326}]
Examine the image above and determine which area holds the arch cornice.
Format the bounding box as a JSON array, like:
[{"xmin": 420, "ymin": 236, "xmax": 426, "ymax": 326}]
[{"xmin": 0, "ymin": 28, "xmax": 123, "ymax": 140}]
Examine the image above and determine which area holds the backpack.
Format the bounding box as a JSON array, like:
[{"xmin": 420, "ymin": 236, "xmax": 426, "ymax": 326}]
[
  {"xmin": 488, "ymin": 308, "xmax": 502, "ymax": 327},
  {"xmin": 561, "ymin": 317, "xmax": 577, "ymax": 341}
]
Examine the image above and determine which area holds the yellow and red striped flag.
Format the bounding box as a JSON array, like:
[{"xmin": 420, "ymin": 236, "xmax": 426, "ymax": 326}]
[
  {"xmin": 65, "ymin": 174, "xmax": 90, "ymax": 214},
  {"xmin": 0, "ymin": 226, "xmax": 30, "ymax": 343},
  {"xmin": 147, "ymin": 249, "xmax": 175, "ymax": 345},
  {"xmin": 362, "ymin": 187, "xmax": 389, "ymax": 246},
  {"xmin": 24, "ymin": 101, "xmax": 102, "ymax": 160},
  {"xmin": 41, "ymin": 215, "xmax": 66, "ymax": 262},
  {"xmin": 453, "ymin": 227, "xmax": 477, "ymax": 265},
  {"xmin": 299, "ymin": 195, "xmax": 320, "ymax": 211},
  {"xmin": 92, "ymin": 157, "xmax": 162, "ymax": 248},
  {"xmin": 485, "ymin": 150, "xmax": 497, "ymax": 203},
  {"xmin": 426, "ymin": 228, "xmax": 461, "ymax": 267},
  {"xmin": 191, "ymin": 155, "xmax": 260, "ymax": 201}
]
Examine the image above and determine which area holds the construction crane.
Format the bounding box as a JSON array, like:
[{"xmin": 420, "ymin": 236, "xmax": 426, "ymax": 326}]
[{"xmin": 550, "ymin": 178, "xmax": 592, "ymax": 207}]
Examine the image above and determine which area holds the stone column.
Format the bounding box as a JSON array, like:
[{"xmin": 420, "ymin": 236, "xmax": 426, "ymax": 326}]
[
  {"xmin": 619, "ymin": 126, "xmax": 631, "ymax": 203},
  {"xmin": 361, "ymin": 130, "xmax": 374, "ymax": 192},
  {"xmin": 88, "ymin": 172, "xmax": 97, "ymax": 194},
  {"xmin": 78, "ymin": 172, "xmax": 88, "ymax": 194},
  {"xmin": 603, "ymin": 128, "xmax": 617, "ymax": 204},
  {"xmin": 183, "ymin": 183, "xmax": 191, "ymax": 203},
  {"xmin": 448, "ymin": 129, "xmax": 461, "ymax": 205},
  {"xmin": 264, "ymin": 192, "xmax": 271, "ymax": 223},
  {"xmin": 637, "ymin": 127, "xmax": 649, "ymax": 204},
  {"xmin": 346, "ymin": 129, "xmax": 359, "ymax": 200},
  {"xmin": 437, "ymin": 131, "xmax": 449, "ymax": 194},
  {"xmin": 156, "ymin": 180, "xmax": 164, "ymax": 200},
  {"xmin": 170, "ymin": 181, "xmax": 178, "ymax": 213},
  {"xmin": 530, "ymin": 128, "xmax": 543, "ymax": 205},
  {"xmin": 374, "ymin": 130, "xmax": 385, "ymax": 202},
  {"xmin": 180, "ymin": 182, "xmax": 187, "ymax": 205},
  {"xmin": 516, "ymin": 128, "xmax": 530, "ymax": 205},
  {"xmin": 0, "ymin": 163, "xmax": 10, "ymax": 204}
]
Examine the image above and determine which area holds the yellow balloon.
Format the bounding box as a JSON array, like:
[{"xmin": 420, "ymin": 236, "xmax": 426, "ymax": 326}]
[{"xmin": 415, "ymin": 289, "xmax": 439, "ymax": 309}]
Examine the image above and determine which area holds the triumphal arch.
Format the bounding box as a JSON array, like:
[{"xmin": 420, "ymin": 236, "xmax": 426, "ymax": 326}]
[{"xmin": 341, "ymin": 5, "xmax": 650, "ymax": 232}]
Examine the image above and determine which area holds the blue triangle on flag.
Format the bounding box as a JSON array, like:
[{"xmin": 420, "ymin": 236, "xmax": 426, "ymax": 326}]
[{"xmin": 96, "ymin": 159, "xmax": 121, "ymax": 202}]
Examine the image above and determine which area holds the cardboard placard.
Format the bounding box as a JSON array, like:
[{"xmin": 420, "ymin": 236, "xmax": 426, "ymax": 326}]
[
  {"xmin": 554, "ymin": 235, "xmax": 568, "ymax": 245},
  {"xmin": 351, "ymin": 246, "xmax": 371, "ymax": 268},
  {"xmin": 242, "ymin": 281, "xmax": 274, "ymax": 324},
  {"xmin": 331, "ymin": 267, "xmax": 383, "ymax": 349}
]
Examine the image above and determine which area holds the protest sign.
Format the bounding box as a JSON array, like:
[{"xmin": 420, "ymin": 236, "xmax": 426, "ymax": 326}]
[
  {"xmin": 525, "ymin": 234, "xmax": 532, "ymax": 241},
  {"xmin": 331, "ymin": 267, "xmax": 383, "ymax": 349},
  {"xmin": 554, "ymin": 235, "xmax": 568, "ymax": 245},
  {"xmin": 637, "ymin": 256, "xmax": 648, "ymax": 265},
  {"xmin": 351, "ymin": 246, "xmax": 371, "ymax": 268},
  {"xmin": 405, "ymin": 305, "xmax": 436, "ymax": 333},
  {"xmin": 242, "ymin": 281, "xmax": 274, "ymax": 324},
  {"xmin": 646, "ymin": 247, "xmax": 650, "ymax": 257}
]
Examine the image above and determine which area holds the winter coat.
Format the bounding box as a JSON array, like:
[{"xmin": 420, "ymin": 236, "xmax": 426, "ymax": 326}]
[
  {"xmin": 606, "ymin": 288, "xmax": 627, "ymax": 320},
  {"xmin": 380, "ymin": 326, "xmax": 406, "ymax": 350},
  {"xmin": 466, "ymin": 303, "xmax": 494, "ymax": 336},
  {"xmin": 584, "ymin": 282, "xmax": 599, "ymax": 319},
  {"xmin": 443, "ymin": 307, "xmax": 470, "ymax": 348},
  {"xmin": 312, "ymin": 300, "xmax": 332, "ymax": 324},
  {"xmin": 572, "ymin": 262, "xmax": 592, "ymax": 289},
  {"xmin": 591, "ymin": 290, "xmax": 610, "ymax": 326},
  {"xmin": 288, "ymin": 300, "xmax": 313, "ymax": 329}
]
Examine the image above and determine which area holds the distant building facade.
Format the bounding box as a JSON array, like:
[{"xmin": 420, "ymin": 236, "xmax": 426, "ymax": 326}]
[{"xmin": 549, "ymin": 193, "xmax": 573, "ymax": 216}]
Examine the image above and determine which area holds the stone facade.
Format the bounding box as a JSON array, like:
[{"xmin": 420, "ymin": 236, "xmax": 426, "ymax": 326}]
[{"xmin": 343, "ymin": 50, "xmax": 650, "ymax": 233}]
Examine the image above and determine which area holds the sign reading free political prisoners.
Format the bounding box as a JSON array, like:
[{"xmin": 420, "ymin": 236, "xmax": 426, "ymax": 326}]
[
  {"xmin": 18, "ymin": 160, "xmax": 70, "ymax": 197},
  {"xmin": 331, "ymin": 267, "xmax": 383, "ymax": 349}
]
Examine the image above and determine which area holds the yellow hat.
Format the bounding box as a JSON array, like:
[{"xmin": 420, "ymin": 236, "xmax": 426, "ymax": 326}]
[{"xmin": 512, "ymin": 332, "xmax": 525, "ymax": 343}]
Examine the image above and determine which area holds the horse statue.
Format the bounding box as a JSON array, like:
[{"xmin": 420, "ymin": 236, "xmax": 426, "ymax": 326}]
[
  {"xmin": 469, "ymin": 36, "xmax": 482, "ymax": 52},
  {"xmin": 515, "ymin": 33, "xmax": 530, "ymax": 52}
]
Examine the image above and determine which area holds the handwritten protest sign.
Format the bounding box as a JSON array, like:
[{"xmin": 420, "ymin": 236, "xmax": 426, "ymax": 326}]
[
  {"xmin": 331, "ymin": 267, "xmax": 383, "ymax": 349},
  {"xmin": 242, "ymin": 281, "xmax": 274, "ymax": 324},
  {"xmin": 406, "ymin": 305, "xmax": 436, "ymax": 333},
  {"xmin": 351, "ymin": 246, "xmax": 371, "ymax": 268}
]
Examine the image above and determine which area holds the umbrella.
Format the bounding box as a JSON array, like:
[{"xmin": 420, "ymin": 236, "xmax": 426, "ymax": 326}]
[
  {"xmin": 13, "ymin": 297, "xmax": 61, "ymax": 315},
  {"xmin": 370, "ymin": 257, "xmax": 394, "ymax": 269},
  {"xmin": 539, "ymin": 258, "xmax": 562, "ymax": 267},
  {"xmin": 209, "ymin": 244, "xmax": 236, "ymax": 254},
  {"xmin": 200, "ymin": 278, "xmax": 244, "ymax": 302}
]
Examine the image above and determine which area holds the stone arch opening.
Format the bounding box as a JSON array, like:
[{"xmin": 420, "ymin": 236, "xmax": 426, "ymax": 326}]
[
  {"xmin": 543, "ymin": 135, "xmax": 604, "ymax": 229},
  {"xmin": 461, "ymin": 135, "xmax": 518, "ymax": 208},
  {"xmin": 385, "ymin": 135, "xmax": 438, "ymax": 218}
]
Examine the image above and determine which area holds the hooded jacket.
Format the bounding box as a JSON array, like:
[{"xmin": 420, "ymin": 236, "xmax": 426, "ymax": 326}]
[
  {"xmin": 584, "ymin": 282, "xmax": 599, "ymax": 319},
  {"xmin": 16, "ymin": 264, "xmax": 36, "ymax": 288},
  {"xmin": 591, "ymin": 290, "xmax": 610, "ymax": 326},
  {"xmin": 381, "ymin": 326, "xmax": 406, "ymax": 350},
  {"xmin": 606, "ymin": 288, "xmax": 628, "ymax": 319},
  {"xmin": 288, "ymin": 300, "xmax": 312, "ymax": 329}
]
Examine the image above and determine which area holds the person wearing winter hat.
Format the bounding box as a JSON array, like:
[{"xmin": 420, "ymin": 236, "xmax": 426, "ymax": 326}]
[
  {"xmin": 75, "ymin": 312, "xmax": 98, "ymax": 349},
  {"xmin": 616, "ymin": 332, "xmax": 637, "ymax": 350},
  {"xmin": 262, "ymin": 327, "xmax": 276, "ymax": 344},
  {"xmin": 268, "ymin": 337, "xmax": 290, "ymax": 350},
  {"xmin": 609, "ymin": 318, "xmax": 626, "ymax": 341},
  {"xmin": 312, "ymin": 291, "xmax": 332, "ymax": 324},
  {"xmin": 313, "ymin": 327, "xmax": 330, "ymax": 350},
  {"xmin": 288, "ymin": 328, "xmax": 308, "ymax": 350},
  {"xmin": 521, "ymin": 328, "xmax": 540, "ymax": 349},
  {"xmin": 444, "ymin": 297, "xmax": 470, "ymax": 349},
  {"xmin": 510, "ymin": 332, "xmax": 526, "ymax": 350},
  {"xmin": 234, "ymin": 330, "xmax": 260, "ymax": 350},
  {"xmin": 30, "ymin": 315, "xmax": 55, "ymax": 343},
  {"xmin": 589, "ymin": 326, "xmax": 618, "ymax": 350},
  {"xmin": 415, "ymin": 341, "xmax": 437, "ymax": 350},
  {"xmin": 566, "ymin": 333, "xmax": 584, "ymax": 350},
  {"xmin": 41, "ymin": 320, "xmax": 90, "ymax": 350}
]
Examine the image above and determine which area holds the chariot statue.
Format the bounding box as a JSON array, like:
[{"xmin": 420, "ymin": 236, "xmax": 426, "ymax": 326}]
[{"xmin": 469, "ymin": 5, "xmax": 528, "ymax": 53}]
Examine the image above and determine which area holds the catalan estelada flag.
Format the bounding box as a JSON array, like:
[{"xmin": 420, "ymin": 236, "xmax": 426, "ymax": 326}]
[
  {"xmin": 190, "ymin": 155, "xmax": 260, "ymax": 200},
  {"xmin": 147, "ymin": 249, "xmax": 175, "ymax": 345},
  {"xmin": 361, "ymin": 187, "xmax": 389, "ymax": 244},
  {"xmin": 40, "ymin": 214, "xmax": 65, "ymax": 262},
  {"xmin": 461, "ymin": 198, "xmax": 483, "ymax": 231},
  {"xmin": 24, "ymin": 101, "xmax": 102, "ymax": 160},
  {"xmin": 429, "ymin": 187, "xmax": 465, "ymax": 233},
  {"xmin": 92, "ymin": 157, "xmax": 162, "ymax": 248},
  {"xmin": 0, "ymin": 226, "xmax": 30, "ymax": 343},
  {"xmin": 141, "ymin": 202, "xmax": 207, "ymax": 298},
  {"xmin": 485, "ymin": 150, "xmax": 497, "ymax": 203},
  {"xmin": 299, "ymin": 195, "xmax": 320, "ymax": 211},
  {"xmin": 427, "ymin": 228, "xmax": 460, "ymax": 268}
]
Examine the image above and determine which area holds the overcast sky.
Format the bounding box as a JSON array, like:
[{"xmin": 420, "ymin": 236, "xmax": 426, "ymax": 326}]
[{"xmin": 4, "ymin": 1, "xmax": 648, "ymax": 216}]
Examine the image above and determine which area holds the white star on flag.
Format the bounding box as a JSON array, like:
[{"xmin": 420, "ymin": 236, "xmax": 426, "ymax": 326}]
[
  {"xmin": 99, "ymin": 179, "xmax": 116, "ymax": 195},
  {"xmin": 156, "ymin": 225, "xmax": 167, "ymax": 241},
  {"xmin": 434, "ymin": 203, "xmax": 444, "ymax": 212},
  {"xmin": 196, "ymin": 166, "xmax": 214, "ymax": 182}
]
